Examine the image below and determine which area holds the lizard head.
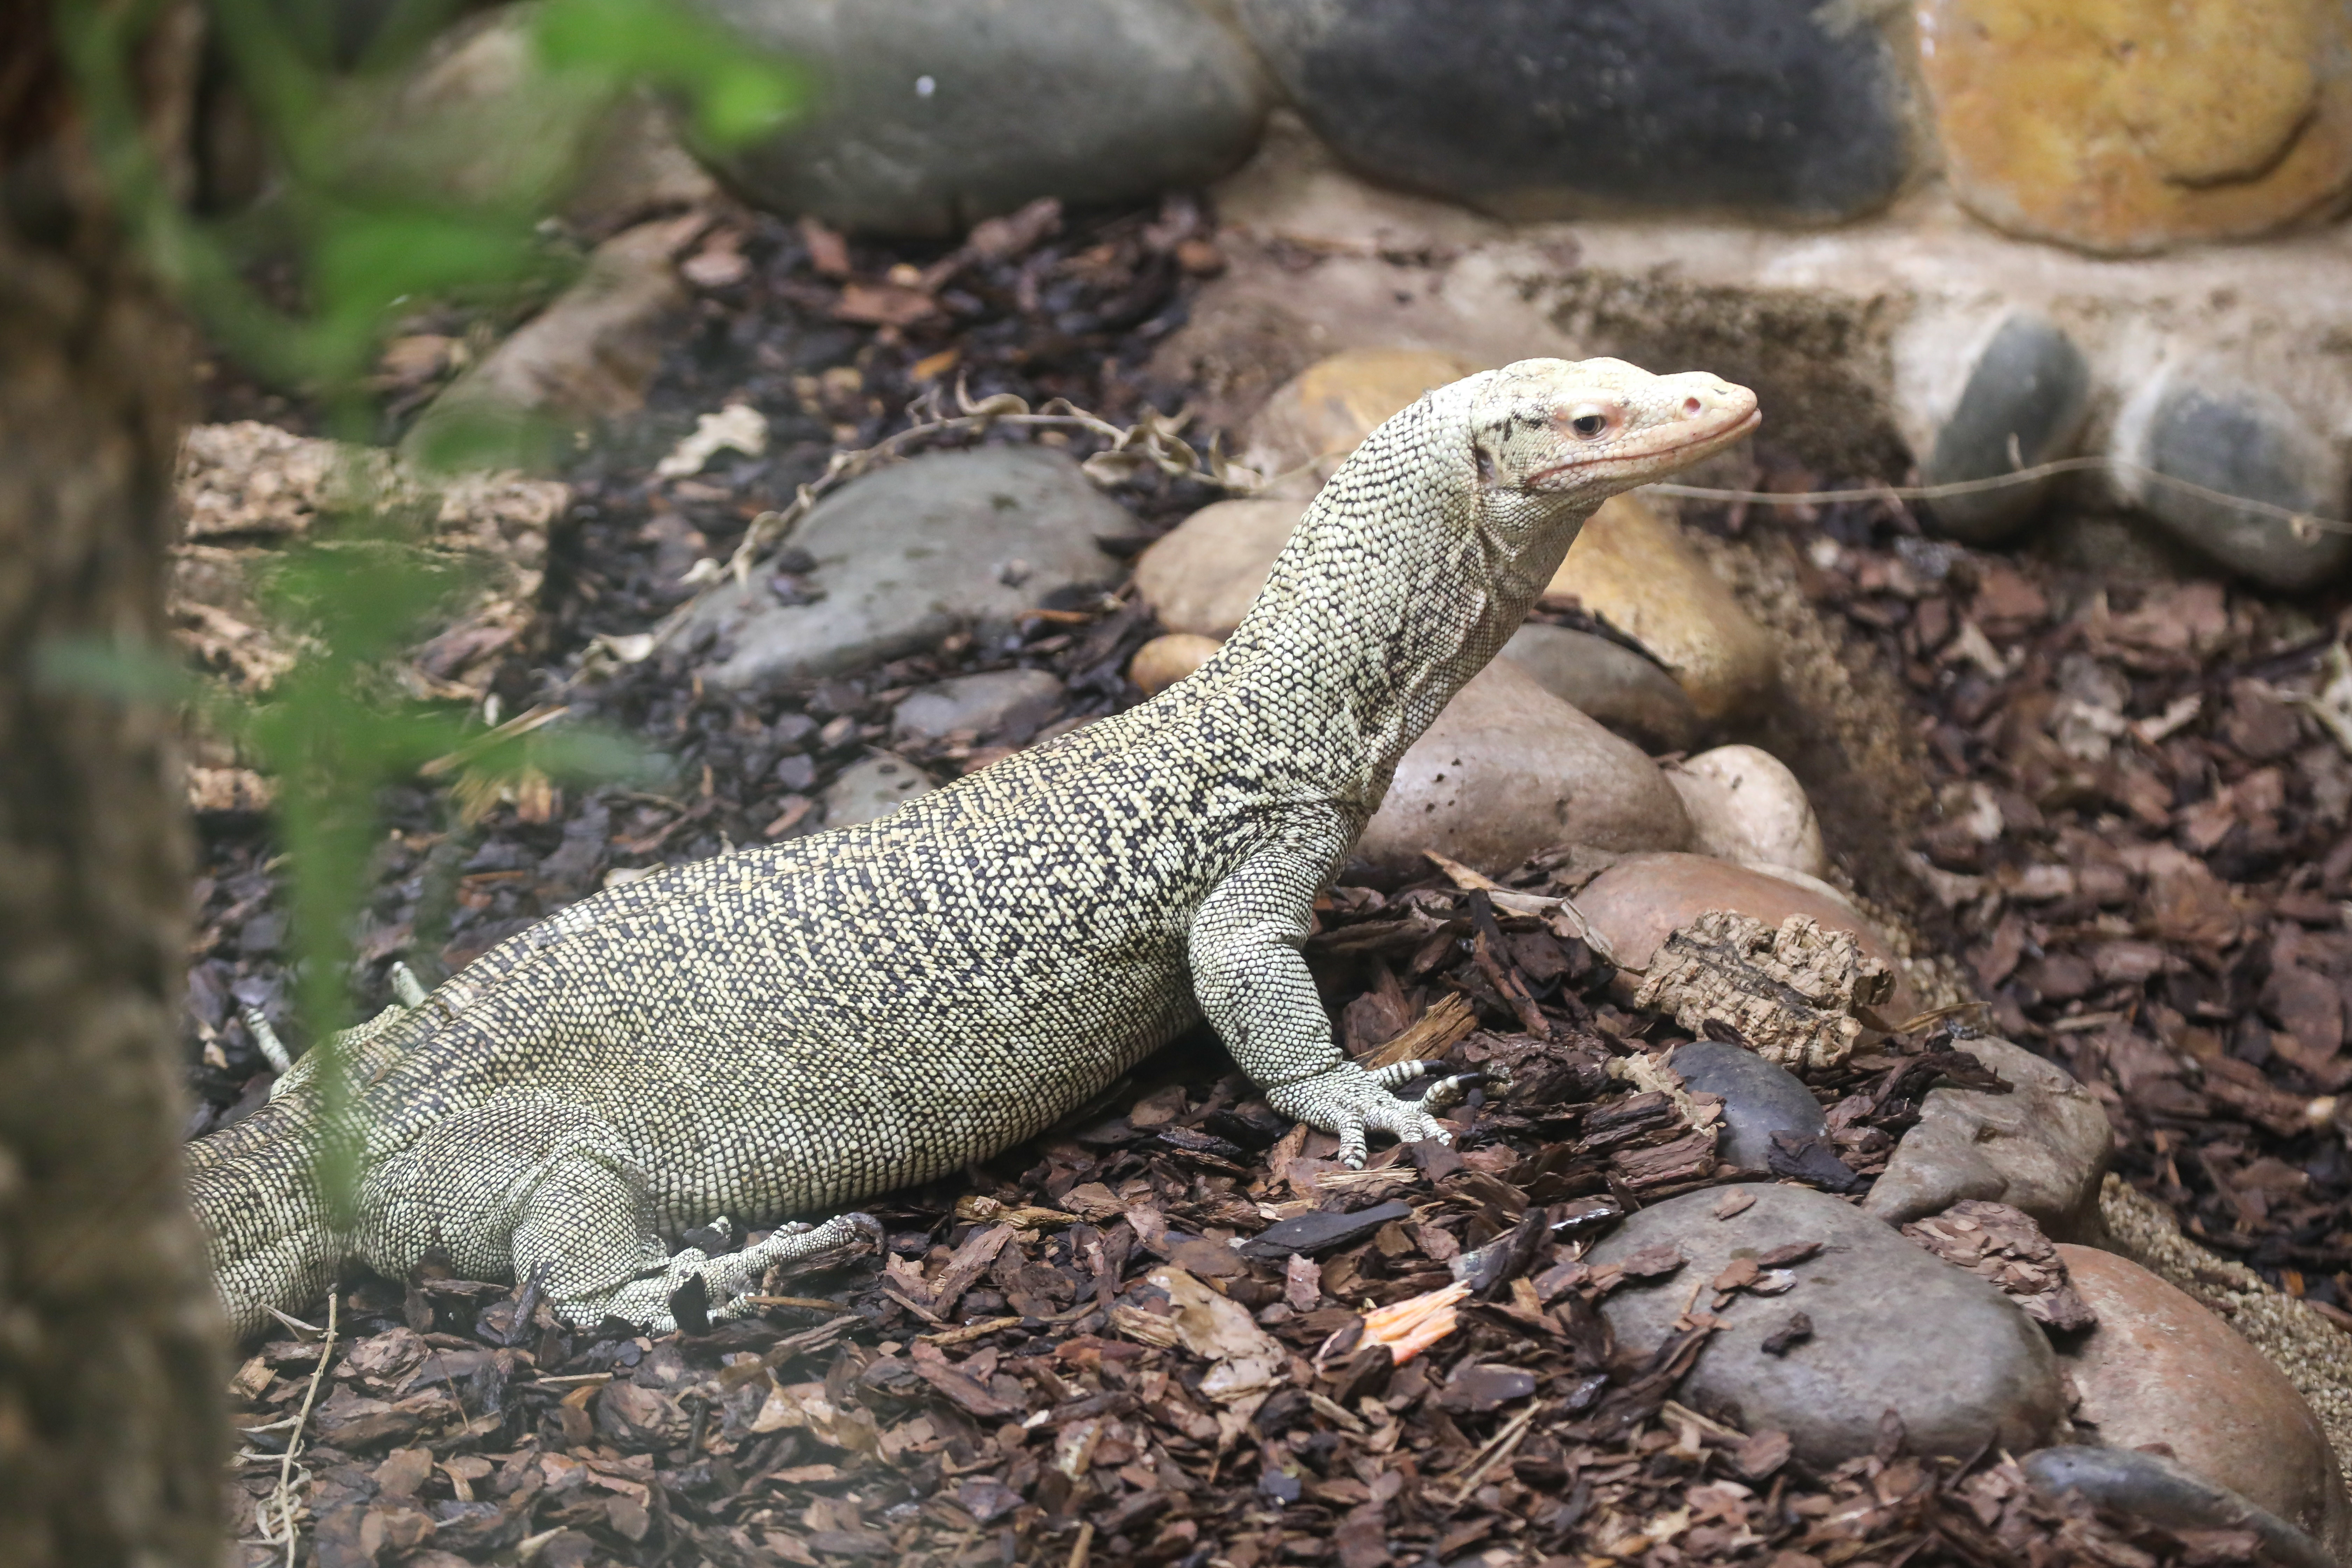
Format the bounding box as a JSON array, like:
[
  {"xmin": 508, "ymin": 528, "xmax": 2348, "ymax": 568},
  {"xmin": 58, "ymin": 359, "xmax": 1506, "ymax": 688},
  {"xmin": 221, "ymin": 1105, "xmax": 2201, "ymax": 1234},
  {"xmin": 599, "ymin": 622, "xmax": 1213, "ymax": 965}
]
[{"xmin": 1467, "ymin": 356, "xmax": 1758, "ymax": 517}]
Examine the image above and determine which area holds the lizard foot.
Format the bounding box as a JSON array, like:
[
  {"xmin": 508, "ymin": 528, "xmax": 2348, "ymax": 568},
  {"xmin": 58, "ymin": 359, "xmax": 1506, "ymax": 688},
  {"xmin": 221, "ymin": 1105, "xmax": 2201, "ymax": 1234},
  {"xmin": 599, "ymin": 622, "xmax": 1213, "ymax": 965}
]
[
  {"xmin": 1266, "ymin": 1062, "xmax": 1451, "ymax": 1169},
  {"xmin": 680, "ymin": 1212, "xmax": 883, "ymax": 1325}
]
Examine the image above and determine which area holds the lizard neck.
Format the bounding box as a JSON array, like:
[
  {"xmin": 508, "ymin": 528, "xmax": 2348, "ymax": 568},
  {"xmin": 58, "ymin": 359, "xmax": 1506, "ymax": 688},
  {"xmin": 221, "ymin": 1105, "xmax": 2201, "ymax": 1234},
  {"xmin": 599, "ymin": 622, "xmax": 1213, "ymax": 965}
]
[{"xmin": 1188, "ymin": 395, "xmax": 1596, "ymax": 812}]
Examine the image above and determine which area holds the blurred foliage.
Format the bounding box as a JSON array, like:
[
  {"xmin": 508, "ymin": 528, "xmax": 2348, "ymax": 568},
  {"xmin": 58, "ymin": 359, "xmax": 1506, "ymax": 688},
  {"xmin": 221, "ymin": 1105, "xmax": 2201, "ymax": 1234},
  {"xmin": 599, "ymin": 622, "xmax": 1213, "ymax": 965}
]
[{"xmin": 53, "ymin": 0, "xmax": 798, "ymax": 1207}]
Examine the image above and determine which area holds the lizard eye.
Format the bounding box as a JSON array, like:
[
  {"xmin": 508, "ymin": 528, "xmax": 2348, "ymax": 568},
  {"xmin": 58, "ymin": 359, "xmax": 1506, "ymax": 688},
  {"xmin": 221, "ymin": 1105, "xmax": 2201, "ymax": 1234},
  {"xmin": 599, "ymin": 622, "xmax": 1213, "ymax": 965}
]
[{"xmin": 1567, "ymin": 407, "xmax": 1611, "ymax": 440}]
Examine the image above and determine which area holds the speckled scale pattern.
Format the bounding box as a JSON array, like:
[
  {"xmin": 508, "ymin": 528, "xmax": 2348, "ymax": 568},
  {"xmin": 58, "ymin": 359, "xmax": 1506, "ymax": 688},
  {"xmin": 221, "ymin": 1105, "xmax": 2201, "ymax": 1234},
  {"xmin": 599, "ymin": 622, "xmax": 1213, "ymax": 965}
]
[{"xmin": 189, "ymin": 358, "xmax": 1757, "ymax": 1338}]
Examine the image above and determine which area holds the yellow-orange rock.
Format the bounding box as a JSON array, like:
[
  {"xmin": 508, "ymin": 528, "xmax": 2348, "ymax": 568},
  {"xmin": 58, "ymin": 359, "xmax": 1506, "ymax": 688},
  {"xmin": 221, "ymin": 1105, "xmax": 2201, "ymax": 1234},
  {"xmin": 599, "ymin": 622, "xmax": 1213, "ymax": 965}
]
[
  {"xmin": 1128, "ymin": 633, "xmax": 1221, "ymax": 696},
  {"xmin": 1917, "ymin": 0, "xmax": 2352, "ymax": 254},
  {"xmin": 1132, "ymin": 497, "xmax": 1302, "ymax": 637},
  {"xmin": 1545, "ymin": 491, "xmax": 1777, "ymax": 723},
  {"xmin": 1243, "ymin": 348, "xmax": 1483, "ymax": 486}
]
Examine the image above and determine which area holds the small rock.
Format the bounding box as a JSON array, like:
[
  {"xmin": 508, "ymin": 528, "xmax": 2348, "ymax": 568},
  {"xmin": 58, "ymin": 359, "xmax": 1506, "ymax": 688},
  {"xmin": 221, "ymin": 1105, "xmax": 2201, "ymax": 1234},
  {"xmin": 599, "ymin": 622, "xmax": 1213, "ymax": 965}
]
[
  {"xmin": 1669, "ymin": 1039, "xmax": 1826, "ymax": 1174},
  {"xmin": 1434, "ymin": 1363, "xmax": 1537, "ymax": 1414},
  {"xmin": 1590, "ymin": 1184, "xmax": 2065, "ymax": 1466},
  {"xmin": 1497, "ymin": 624, "xmax": 1702, "ymax": 755},
  {"xmin": 2118, "ymin": 370, "xmax": 2352, "ymax": 591},
  {"xmin": 822, "ymin": 752, "xmax": 936, "ymax": 830},
  {"xmin": 2052, "ymin": 1244, "xmax": 2351, "ymax": 1551},
  {"xmin": 891, "ymin": 669, "xmax": 1064, "ymax": 744},
  {"xmin": 2020, "ymin": 1447, "xmax": 2336, "ymax": 1568},
  {"xmin": 1238, "ymin": 0, "xmax": 1910, "ymax": 222},
  {"xmin": 1575, "ymin": 852, "xmax": 1912, "ymax": 1017},
  {"xmin": 1240, "ymin": 348, "xmax": 1483, "ymax": 486},
  {"xmin": 692, "ymin": 446, "xmax": 1126, "ymax": 691},
  {"xmin": 1664, "ymin": 745, "xmax": 1829, "ymax": 881},
  {"xmin": 1917, "ymin": 0, "xmax": 2352, "ymax": 253},
  {"xmin": 1129, "ymin": 633, "xmax": 1221, "ymax": 697},
  {"xmin": 1355, "ymin": 659, "xmax": 1693, "ymax": 876},
  {"xmin": 1916, "ymin": 313, "xmax": 2093, "ymax": 546},
  {"xmin": 1862, "ymin": 1036, "xmax": 2111, "ymax": 1242},
  {"xmin": 1132, "ymin": 498, "xmax": 1301, "ymax": 637},
  {"xmin": 1545, "ymin": 492, "xmax": 1777, "ymax": 724},
  {"xmin": 700, "ymin": 0, "xmax": 1270, "ymax": 236}
]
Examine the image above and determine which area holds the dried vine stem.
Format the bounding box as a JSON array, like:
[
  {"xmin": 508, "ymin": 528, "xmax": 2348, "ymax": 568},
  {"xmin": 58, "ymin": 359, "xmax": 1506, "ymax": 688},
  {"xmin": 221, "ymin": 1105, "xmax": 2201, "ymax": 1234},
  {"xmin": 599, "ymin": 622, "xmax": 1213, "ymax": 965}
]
[
  {"xmin": 721, "ymin": 378, "xmax": 1263, "ymax": 586},
  {"xmin": 259, "ymin": 1289, "xmax": 337, "ymax": 1564}
]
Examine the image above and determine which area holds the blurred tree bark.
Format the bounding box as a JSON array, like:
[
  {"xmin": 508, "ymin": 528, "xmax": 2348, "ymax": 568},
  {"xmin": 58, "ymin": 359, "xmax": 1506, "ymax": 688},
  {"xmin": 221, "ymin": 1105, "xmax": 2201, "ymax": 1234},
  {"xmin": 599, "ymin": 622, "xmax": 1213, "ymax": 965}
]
[{"xmin": 0, "ymin": 1, "xmax": 227, "ymax": 1562}]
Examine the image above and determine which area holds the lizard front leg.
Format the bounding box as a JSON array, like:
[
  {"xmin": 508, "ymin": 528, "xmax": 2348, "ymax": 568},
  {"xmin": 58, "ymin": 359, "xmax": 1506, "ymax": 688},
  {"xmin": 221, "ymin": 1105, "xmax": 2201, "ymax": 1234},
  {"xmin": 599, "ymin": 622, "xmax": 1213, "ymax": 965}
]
[{"xmin": 1188, "ymin": 813, "xmax": 1450, "ymax": 1167}]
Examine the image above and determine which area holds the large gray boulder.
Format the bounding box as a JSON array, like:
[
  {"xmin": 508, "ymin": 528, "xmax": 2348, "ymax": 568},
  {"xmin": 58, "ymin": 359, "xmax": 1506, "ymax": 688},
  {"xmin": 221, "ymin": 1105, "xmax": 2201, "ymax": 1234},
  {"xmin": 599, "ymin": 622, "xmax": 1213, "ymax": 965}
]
[
  {"xmin": 1237, "ymin": 0, "xmax": 1909, "ymax": 223},
  {"xmin": 1591, "ymin": 1184, "xmax": 2066, "ymax": 1466},
  {"xmin": 2115, "ymin": 365, "xmax": 2352, "ymax": 592},
  {"xmin": 699, "ymin": 0, "xmax": 1270, "ymax": 235},
  {"xmin": 690, "ymin": 446, "xmax": 1128, "ymax": 692}
]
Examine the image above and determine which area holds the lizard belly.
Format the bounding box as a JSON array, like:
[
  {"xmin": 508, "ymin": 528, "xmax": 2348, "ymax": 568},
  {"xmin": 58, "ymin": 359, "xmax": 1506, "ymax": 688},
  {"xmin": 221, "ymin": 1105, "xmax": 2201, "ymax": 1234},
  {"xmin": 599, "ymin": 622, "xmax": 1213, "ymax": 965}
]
[{"xmin": 625, "ymin": 961, "xmax": 1200, "ymax": 1232}]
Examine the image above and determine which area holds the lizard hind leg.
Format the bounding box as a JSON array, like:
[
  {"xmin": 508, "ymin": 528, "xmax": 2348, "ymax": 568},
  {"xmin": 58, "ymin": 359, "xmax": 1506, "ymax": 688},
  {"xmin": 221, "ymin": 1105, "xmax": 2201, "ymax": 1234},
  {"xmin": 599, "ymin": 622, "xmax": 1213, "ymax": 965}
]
[
  {"xmin": 505, "ymin": 1148, "xmax": 878, "ymax": 1333},
  {"xmin": 626, "ymin": 1213, "xmax": 885, "ymax": 1331}
]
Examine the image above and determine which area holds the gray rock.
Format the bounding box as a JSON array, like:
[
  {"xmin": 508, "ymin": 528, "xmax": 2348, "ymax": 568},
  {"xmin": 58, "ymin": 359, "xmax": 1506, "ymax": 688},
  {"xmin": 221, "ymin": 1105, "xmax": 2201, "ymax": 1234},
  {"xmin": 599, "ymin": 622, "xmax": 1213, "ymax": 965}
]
[
  {"xmin": 1497, "ymin": 624, "xmax": 1702, "ymax": 755},
  {"xmin": 2124, "ymin": 372, "xmax": 2352, "ymax": 591},
  {"xmin": 1924, "ymin": 314, "xmax": 2092, "ymax": 545},
  {"xmin": 2020, "ymin": 1448, "xmax": 2334, "ymax": 1568},
  {"xmin": 1589, "ymin": 1184, "xmax": 2065, "ymax": 1466},
  {"xmin": 1669, "ymin": 1040, "xmax": 1825, "ymax": 1175},
  {"xmin": 1862, "ymin": 1035, "xmax": 2110, "ymax": 1242},
  {"xmin": 892, "ymin": 668, "xmax": 1064, "ymax": 744},
  {"xmin": 1354, "ymin": 658, "xmax": 1693, "ymax": 876},
  {"xmin": 822, "ymin": 752, "xmax": 936, "ymax": 830},
  {"xmin": 1237, "ymin": 0, "xmax": 1909, "ymax": 223},
  {"xmin": 692, "ymin": 447, "xmax": 1127, "ymax": 692},
  {"xmin": 700, "ymin": 0, "xmax": 1269, "ymax": 236}
]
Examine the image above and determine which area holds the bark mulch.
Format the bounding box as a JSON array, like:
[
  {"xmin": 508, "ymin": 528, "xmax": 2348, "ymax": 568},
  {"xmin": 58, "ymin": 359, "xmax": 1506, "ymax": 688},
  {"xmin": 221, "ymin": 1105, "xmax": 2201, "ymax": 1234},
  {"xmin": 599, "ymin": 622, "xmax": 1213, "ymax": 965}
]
[
  {"xmin": 1758, "ymin": 485, "xmax": 2352, "ymax": 1324},
  {"xmin": 220, "ymin": 910, "xmax": 2237, "ymax": 1568}
]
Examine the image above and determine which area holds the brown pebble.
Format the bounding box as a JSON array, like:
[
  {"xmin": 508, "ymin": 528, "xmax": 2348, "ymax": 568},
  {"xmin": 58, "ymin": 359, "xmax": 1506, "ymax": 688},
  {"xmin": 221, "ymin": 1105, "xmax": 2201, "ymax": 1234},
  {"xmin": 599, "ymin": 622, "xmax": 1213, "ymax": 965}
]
[{"xmin": 1129, "ymin": 633, "xmax": 1220, "ymax": 696}]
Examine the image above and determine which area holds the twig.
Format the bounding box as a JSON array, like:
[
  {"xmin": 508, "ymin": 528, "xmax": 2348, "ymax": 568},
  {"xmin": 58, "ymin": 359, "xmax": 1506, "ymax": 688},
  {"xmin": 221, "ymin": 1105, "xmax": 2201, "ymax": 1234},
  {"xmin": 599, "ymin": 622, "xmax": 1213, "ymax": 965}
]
[
  {"xmin": 264, "ymin": 1288, "xmax": 338, "ymax": 1564},
  {"xmin": 1432, "ymin": 1399, "xmax": 1544, "ymax": 1505},
  {"xmin": 1651, "ymin": 455, "xmax": 2352, "ymax": 537}
]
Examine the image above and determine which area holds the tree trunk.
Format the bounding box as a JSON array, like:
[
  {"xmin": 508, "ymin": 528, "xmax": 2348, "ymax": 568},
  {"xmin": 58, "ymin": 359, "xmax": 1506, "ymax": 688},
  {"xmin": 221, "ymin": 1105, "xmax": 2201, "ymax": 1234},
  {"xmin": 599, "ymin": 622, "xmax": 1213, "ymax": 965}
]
[{"xmin": 0, "ymin": 4, "xmax": 229, "ymax": 1563}]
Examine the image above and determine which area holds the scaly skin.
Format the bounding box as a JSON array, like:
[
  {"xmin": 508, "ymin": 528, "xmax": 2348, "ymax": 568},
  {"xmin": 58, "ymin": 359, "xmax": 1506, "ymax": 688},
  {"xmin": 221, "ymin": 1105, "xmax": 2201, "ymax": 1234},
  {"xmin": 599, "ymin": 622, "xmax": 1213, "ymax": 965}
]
[{"xmin": 190, "ymin": 358, "xmax": 1758, "ymax": 1338}]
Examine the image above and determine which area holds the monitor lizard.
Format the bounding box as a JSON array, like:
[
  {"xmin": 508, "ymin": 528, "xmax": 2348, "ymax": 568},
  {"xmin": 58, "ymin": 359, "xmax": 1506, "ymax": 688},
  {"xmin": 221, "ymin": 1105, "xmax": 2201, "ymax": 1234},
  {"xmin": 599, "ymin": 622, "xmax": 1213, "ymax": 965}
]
[{"xmin": 189, "ymin": 357, "xmax": 1759, "ymax": 1338}]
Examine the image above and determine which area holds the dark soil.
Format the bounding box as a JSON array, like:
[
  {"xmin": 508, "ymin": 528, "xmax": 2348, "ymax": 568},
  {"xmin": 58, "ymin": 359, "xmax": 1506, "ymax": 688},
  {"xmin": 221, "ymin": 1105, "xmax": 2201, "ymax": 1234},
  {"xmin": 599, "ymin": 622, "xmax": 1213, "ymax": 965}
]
[{"xmin": 188, "ymin": 198, "xmax": 2334, "ymax": 1567}]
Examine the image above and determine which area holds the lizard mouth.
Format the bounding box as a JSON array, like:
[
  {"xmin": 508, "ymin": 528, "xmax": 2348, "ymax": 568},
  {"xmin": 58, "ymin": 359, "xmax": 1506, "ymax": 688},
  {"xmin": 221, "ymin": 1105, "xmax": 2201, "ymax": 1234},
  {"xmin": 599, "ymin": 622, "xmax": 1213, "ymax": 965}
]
[{"xmin": 1526, "ymin": 401, "xmax": 1761, "ymax": 489}]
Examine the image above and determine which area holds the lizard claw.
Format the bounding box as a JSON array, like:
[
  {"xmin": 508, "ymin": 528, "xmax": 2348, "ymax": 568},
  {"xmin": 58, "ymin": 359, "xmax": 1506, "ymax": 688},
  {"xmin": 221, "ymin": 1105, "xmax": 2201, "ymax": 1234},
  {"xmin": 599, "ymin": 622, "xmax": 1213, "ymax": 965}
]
[
  {"xmin": 650, "ymin": 1211, "xmax": 886, "ymax": 1331},
  {"xmin": 1266, "ymin": 1063, "xmax": 1452, "ymax": 1171}
]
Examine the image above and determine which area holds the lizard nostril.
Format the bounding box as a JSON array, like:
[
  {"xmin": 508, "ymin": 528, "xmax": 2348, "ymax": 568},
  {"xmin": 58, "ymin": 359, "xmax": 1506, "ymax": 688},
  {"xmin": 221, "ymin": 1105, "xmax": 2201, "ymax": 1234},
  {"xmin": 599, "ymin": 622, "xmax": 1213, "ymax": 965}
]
[{"xmin": 1682, "ymin": 396, "xmax": 1703, "ymax": 417}]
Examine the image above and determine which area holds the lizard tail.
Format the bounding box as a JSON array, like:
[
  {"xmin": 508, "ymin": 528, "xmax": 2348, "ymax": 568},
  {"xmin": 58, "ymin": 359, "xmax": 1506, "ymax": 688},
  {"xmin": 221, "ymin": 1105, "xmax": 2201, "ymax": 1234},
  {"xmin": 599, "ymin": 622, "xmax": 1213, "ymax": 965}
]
[{"xmin": 185, "ymin": 1097, "xmax": 344, "ymax": 1341}]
